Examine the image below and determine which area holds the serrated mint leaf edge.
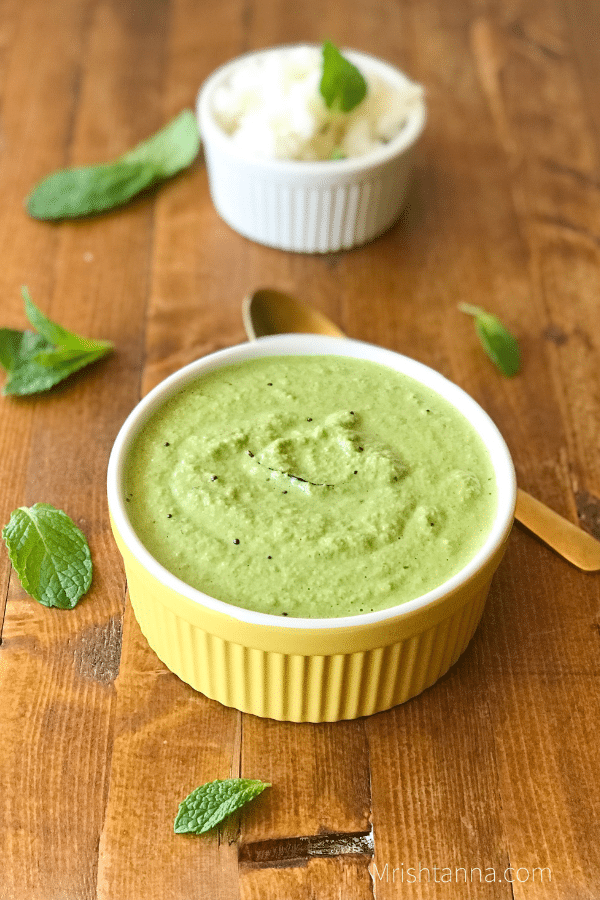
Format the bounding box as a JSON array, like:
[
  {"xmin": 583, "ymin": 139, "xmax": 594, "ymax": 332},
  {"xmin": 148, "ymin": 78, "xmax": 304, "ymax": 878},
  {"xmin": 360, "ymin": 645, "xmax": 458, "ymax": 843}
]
[
  {"xmin": 174, "ymin": 778, "xmax": 270, "ymax": 835},
  {"xmin": 2, "ymin": 503, "xmax": 92, "ymax": 609}
]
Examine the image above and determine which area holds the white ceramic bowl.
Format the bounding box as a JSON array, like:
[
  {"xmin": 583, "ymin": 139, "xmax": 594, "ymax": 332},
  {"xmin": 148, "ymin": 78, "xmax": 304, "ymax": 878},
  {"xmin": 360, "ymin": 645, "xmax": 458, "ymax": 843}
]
[
  {"xmin": 108, "ymin": 335, "xmax": 516, "ymax": 722},
  {"xmin": 196, "ymin": 45, "xmax": 426, "ymax": 252}
]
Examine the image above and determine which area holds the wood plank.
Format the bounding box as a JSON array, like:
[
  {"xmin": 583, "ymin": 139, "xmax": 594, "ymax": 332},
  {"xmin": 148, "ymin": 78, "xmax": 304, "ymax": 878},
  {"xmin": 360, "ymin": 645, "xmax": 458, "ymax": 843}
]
[
  {"xmin": 240, "ymin": 718, "xmax": 371, "ymax": 841},
  {"xmin": 97, "ymin": 602, "xmax": 241, "ymax": 900},
  {"xmin": 140, "ymin": 0, "xmax": 252, "ymax": 394},
  {"xmin": 470, "ymin": 1, "xmax": 600, "ymax": 503},
  {"xmin": 0, "ymin": 0, "xmax": 99, "ymax": 893},
  {"xmin": 366, "ymin": 662, "xmax": 515, "ymax": 900},
  {"xmin": 469, "ymin": 2, "xmax": 600, "ymax": 896},
  {"xmin": 95, "ymin": 3, "xmax": 243, "ymax": 898},
  {"xmin": 481, "ymin": 545, "xmax": 600, "ymax": 898},
  {"xmin": 0, "ymin": 0, "xmax": 168, "ymax": 896},
  {"xmin": 239, "ymin": 856, "xmax": 374, "ymax": 900},
  {"xmin": 0, "ymin": 0, "xmax": 91, "ymax": 627},
  {"xmin": 563, "ymin": 0, "xmax": 600, "ymax": 152}
]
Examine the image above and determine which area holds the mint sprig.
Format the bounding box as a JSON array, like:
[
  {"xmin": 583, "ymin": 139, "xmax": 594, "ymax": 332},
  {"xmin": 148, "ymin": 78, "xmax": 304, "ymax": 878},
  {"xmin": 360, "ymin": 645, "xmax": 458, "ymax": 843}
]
[
  {"xmin": 2, "ymin": 503, "xmax": 92, "ymax": 609},
  {"xmin": 459, "ymin": 304, "xmax": 521, "ymax": 377},
  {"xmin": 26, "ymin": 109, "xmax": 200, "ymax": 220},
  {"xmin": 0, "ymin": 287, "xmax": 113, "ymax": 395},
  {"xmin": 320, "ymin": 41, "xmax": 367, "ymax": 113},
  {"xmin": 174, "ymin": 778, "xmax": 270, "ymax": 835}
]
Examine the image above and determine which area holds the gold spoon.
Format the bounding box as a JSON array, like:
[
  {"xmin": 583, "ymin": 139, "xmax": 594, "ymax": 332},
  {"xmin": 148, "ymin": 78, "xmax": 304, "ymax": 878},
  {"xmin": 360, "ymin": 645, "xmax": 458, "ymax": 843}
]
[{"xmin": 243, "ymin": 287, "xmax": 600, "ymax": 572}]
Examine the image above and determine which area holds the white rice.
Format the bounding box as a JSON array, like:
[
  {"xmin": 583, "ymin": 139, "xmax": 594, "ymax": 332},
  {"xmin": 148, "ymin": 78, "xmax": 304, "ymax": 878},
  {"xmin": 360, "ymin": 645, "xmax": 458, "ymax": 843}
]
[{"xmin": 210, "ymin": 45, "xmax": 424, "ymax": 161}]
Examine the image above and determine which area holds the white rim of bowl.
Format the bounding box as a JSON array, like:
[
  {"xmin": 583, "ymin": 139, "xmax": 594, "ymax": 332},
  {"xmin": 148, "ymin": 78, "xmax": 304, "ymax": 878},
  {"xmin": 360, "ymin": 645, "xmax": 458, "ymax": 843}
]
[
  {"xmin": 196, "ymin": 44, "xmax": 427, "ymax": 174},
  {"xmin": 107, "ymin": 335, "xmax": 516, "ymax": 630}
]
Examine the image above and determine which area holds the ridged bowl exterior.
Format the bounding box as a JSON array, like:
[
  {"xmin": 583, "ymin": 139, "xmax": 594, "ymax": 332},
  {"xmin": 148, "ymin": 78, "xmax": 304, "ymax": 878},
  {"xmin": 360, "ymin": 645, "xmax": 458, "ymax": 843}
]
[
  {"xmin": 200, "ymin": 148, "xmax": 417, "ymax": 253},
  {"xmin": 112, "ymin": 525, "xmax": 506, "ymax": 722},
  {"xmin": 196, "ymin": 46, "xmax": 426, "ymax": 253}
]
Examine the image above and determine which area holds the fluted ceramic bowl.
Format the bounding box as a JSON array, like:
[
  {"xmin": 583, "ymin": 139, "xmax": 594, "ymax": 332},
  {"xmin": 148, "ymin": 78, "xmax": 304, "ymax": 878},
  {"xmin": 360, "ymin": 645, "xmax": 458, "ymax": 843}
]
[
  {"xmin": 196, "ymin": 45, "xmax": 426, "ymax": 252},
  {"xmin": 107, "ymin": 335, "xmax": 515, "ymax": 722}
]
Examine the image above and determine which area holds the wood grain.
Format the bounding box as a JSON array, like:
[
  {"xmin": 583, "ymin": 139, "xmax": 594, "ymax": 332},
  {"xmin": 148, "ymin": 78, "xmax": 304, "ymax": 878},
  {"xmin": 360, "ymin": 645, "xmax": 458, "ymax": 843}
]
[
  {"xmin": 0, "ymin": 0, "xmax": 167, "ymax": 896},
  {"xmin": 1, "ymin": 0, "xmax": 599, "ymax": 897}
]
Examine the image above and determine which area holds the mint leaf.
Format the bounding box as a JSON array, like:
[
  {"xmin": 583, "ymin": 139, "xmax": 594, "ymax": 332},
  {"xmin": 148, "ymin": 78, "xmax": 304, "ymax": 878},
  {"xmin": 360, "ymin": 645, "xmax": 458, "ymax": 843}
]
[
  {"xmin": 4, "ymin": 349, "xmax": 107, "ymax": 396},
  {"xmin": 320, "ymin": 41, "xmax": 367, "ymax": 113},
  {"xmin": 120, "ymin": 109, "xmax": 200, "ymax": 176},
  {"xmin": 27, "ymin": 160, "xmax": 157, "ymax": 221},
  {"xmin": 22, "ymin": 288, "xmax": 111, "ymax": 354},
  {"xmin": 2, "ymin": 503, "xmax": 92, "ymax": 609},
  {"xmin": 0, "ymin": 288, "xmax": 113, "ymax": 395},
  {"xmin": 0, "ymin": 329, "xmax": 47, "ymax": 374},
  {"xmin": 174, "ymin": 778, "xmax": 270, "ymax": 835},
  {"xmin": 26, "ymin": 109, "xmax": 200, "ymax": 220},
  {"xmin": 459, "ymin": 304, "xmax": 521, "ymax": 377}
]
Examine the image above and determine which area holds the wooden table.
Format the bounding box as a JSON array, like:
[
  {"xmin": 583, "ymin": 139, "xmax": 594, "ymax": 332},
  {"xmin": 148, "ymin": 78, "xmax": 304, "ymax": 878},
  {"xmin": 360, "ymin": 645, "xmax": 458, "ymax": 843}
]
[{"xmin": 1, "ymin": 1, "xmax": 599, "ymax": 897}]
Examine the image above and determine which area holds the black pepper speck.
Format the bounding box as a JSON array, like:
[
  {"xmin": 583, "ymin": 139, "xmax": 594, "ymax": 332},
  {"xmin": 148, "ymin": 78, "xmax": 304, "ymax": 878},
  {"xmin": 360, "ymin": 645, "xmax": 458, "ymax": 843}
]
[{"xmin": 233, "ymin": 538, "xmax": 240, "ymax": 545}]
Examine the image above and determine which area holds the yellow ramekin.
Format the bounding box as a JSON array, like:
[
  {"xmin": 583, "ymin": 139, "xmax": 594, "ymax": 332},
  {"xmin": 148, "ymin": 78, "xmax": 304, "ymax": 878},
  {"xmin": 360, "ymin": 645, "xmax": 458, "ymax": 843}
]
[{"xmin": 107, "ymin": 336, "xmax": 516, "ymax": 722}]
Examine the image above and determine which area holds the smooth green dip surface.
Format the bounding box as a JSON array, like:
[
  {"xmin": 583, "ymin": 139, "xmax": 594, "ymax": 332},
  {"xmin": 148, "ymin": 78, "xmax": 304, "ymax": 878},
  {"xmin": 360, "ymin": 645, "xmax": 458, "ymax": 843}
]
[{"xmin": 125, "ymin": 356, "xmax": 497, "ymax": 618}]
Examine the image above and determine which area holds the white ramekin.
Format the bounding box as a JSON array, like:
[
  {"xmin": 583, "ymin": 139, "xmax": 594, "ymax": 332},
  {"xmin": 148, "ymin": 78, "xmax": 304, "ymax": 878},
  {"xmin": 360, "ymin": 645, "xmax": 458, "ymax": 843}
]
[
  {"xmin": 108, "ymin": 336, "xmax": 516, "ymax": 722},
  {"xmin": 196, "ymin": 46, "xmax": 426, "ymax": 253}
]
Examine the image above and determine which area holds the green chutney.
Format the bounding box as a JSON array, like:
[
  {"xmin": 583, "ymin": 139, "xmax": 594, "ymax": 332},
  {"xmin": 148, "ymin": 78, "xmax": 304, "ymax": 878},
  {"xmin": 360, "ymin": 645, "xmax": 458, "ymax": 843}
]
[{"xmin": 125, "ymin": 356, "xmax": 497, "ymax": 618}]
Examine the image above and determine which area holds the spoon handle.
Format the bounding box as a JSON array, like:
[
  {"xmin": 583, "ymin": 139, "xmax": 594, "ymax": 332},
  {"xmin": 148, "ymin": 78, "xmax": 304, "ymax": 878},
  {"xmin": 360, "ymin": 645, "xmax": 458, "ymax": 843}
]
[{"xmin": 515, "ymin": 488, "xmax": 600, "ymax": 571}]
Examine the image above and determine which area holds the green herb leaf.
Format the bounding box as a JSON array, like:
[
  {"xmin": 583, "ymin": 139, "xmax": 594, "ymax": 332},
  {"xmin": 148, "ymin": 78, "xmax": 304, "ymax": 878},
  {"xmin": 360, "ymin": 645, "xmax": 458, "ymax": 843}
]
[
  {"xmin": 22, "ymin": 288, "xmax": 111, "ymax": 354},
  {"xmin": 459, "ymin": 304, "xmax": 521, "ymax": 377},
  {"xmin": 2, "ymin": 503, "xmax": 92, "ymax": 609},
  {"xmin": 26, "ymin": 109, "xmax": 200, "ymax": 220},
  {"xmin": 320, "ymin": 41, "xmax": 367, "ymax": 113},
  {"xmin": 0, "ymin": 329, "xmax": 47, "ymax": 374},
  {"xmin": 0, "ymin": 288, "xmax": 113, "ymax": 395},
  {"xmin": 174, "ymin": 778, "xmax": 270, "ymax": 835}
]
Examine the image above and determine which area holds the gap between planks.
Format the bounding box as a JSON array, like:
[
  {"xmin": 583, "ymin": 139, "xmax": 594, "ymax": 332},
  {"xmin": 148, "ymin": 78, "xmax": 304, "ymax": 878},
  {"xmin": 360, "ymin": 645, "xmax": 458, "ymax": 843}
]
[{"xmin": 238, "ymin": 828, "xmax": 374, "ymax": 871}]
